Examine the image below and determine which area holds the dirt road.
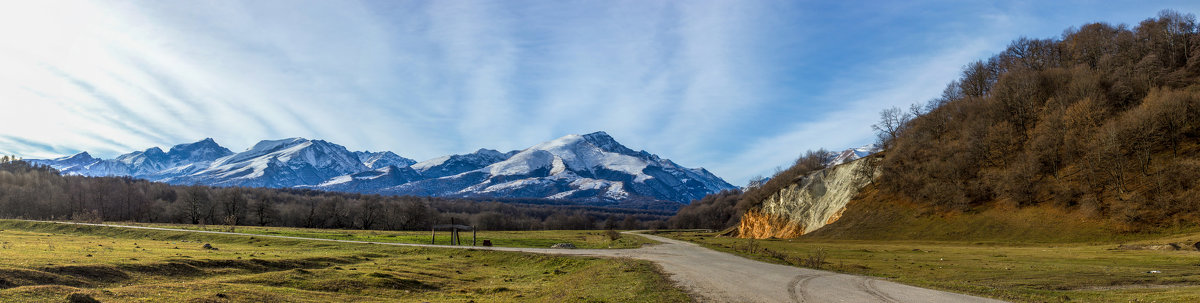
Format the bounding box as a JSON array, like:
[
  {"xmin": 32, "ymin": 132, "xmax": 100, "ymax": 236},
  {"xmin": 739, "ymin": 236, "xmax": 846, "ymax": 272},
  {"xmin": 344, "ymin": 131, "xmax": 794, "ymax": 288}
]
[{"xmin": 44, "ymin": 222, "xmax": 1005, "ymax": 303}]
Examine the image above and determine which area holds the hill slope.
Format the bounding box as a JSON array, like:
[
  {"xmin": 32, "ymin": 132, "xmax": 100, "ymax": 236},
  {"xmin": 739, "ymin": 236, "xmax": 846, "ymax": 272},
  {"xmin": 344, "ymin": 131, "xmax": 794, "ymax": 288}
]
[{"xmin": 684, "ymin": 10, "xmax": 1200, "ymax": 240}]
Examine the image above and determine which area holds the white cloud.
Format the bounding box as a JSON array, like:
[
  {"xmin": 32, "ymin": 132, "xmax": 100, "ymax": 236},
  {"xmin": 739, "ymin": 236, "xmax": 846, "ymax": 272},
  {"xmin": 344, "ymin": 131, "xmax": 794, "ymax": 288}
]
[
  {"xmin": 707, "ymin": 31, "xmax": 1007, "ymax": 186},
  {"xmin": 4, "ymin": 1, "xmax": 1196, "ymax": 189}
]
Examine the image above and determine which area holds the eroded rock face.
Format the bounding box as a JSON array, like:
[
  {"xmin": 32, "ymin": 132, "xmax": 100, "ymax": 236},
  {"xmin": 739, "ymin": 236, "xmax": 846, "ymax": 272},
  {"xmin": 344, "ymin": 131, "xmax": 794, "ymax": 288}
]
[{"xmin": 737, "ymin": 158, "xmax": 877, "ymax": 239}]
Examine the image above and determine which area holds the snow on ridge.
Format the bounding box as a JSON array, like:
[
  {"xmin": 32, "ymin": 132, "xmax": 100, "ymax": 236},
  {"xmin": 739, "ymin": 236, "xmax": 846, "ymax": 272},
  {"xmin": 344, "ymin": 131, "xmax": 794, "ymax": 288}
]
[
  {"xmin": 497, "ymin": 133, "xmax": 650, "ymax": 177},
  {"xmin": 411, "ymin": 155, "xmax": 452, "ymax": 170},
  {"xmin": 489, "ymin": 150, "xmax": 555, "ymax": 176},
  {"xmin": 27, "ymin": 133, "xmax": 735, "ymax": 205},
  {"xmin": 355, "ymin": 151, "xmax": 414, "ymax": 169},
  {"xmin": 319, "ymin": 175, "xmax": 354, "ymax": 186},
  {"xmin": 604, "ymin": 182, "xmax": 629, "ymax": 200},
  {"xmin": 825, "ymin": 144, "xmax": 879, "ymax": 167},
  {"xmin": 478, "ymin": 178, "xmax": 552, "ymax": 193}
]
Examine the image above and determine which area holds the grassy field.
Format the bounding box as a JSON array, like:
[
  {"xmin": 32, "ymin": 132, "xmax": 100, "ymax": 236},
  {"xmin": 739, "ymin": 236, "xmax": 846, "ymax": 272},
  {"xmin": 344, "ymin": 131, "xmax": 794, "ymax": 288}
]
[
  {"xmin": 0, "ymin": 220, "xmax": 689, "ymax": 302},
  {"xmin": 120, "ymin": 222, "xmax": 655, "ymax": 249},
  {"xmin": 655, "ymin": 230, "xmax": 1200, "ymax": 302}
]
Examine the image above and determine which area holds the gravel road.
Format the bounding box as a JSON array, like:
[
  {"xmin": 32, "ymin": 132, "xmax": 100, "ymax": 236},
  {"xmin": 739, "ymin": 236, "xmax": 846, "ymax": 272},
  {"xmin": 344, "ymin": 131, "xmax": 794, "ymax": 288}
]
[{"xmin": 43, "ymin": 221, "xmax": 1006, "ymax": 303}]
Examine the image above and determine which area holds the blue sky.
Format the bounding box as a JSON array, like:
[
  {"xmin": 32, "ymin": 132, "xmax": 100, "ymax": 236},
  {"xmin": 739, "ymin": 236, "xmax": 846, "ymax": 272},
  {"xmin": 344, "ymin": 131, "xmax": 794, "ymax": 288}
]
[{"xmin": 1, "ymin": 1, "xmax": 1197, "ymax": 186}]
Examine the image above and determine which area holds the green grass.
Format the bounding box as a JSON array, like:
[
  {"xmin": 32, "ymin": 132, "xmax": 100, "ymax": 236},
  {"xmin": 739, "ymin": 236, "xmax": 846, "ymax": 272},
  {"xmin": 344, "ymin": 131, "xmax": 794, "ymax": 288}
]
[
  {"xmin": 655, "ymin": 230, "xmax": 1200, "ymax": 302},
  {"xmin": 120, "ymin": 222, "xmax": 654, "ymax": 249},
  {"xmin": 799, "ymin": 187, "xmax": 1186, "ymax": 243},
  {"xmin": 0, "ymin": 220, "xmax": 689, "ymax": 302}
]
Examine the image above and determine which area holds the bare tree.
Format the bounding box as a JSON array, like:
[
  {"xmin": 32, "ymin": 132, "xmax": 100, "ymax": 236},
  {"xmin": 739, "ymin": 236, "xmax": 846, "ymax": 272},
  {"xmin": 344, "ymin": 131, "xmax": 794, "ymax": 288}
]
[
  {"xmin": 250, "ymin": 198, "xmax": 275, "ymax": 226},
  {"xmin": 359, "ymin": 198, "xmax": 382, "ymax": 230},
  {"xmin": 219, "ymin": 189, "xmax": 247, "ymax": 225},
  {"xmin": 182, "ymin": 187, "xmax": 210, "ymax": 225},
  {"xmin": 871, "ymin": 106, "xmax": 913, "ymax": 148}
]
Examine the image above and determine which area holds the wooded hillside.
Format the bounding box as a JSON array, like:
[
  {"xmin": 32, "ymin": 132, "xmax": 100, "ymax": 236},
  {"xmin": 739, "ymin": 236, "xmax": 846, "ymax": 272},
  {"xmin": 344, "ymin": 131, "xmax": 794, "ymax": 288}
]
[
  {"xmin": 671, "ymin": 10, "xmax": 1200, "ymax": 233},
  {"xmin": 877, "ymin": 10, "xmax": 1200, "ymax": 227}
]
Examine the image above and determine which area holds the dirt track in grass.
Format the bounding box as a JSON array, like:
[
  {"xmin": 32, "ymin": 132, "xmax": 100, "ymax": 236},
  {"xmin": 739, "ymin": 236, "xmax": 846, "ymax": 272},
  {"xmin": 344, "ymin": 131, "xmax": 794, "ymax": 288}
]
[{"xmin": 44, "ymin": 221, "xmax": 1004, "ymax": 302}]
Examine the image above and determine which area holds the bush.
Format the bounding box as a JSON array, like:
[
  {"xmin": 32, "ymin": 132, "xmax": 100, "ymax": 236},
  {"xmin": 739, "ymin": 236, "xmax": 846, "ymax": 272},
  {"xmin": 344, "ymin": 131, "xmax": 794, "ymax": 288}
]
[{"xmin": 604, "ymin": 229, "xmax": 621, "ymax": 241}]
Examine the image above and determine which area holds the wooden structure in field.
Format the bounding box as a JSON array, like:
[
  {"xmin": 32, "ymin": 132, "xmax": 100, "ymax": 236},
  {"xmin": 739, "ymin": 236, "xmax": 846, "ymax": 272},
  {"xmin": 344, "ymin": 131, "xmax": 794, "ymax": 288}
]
[{"xmin": 431, "ymin": 218, "xmax": 476, "ymax": 246}]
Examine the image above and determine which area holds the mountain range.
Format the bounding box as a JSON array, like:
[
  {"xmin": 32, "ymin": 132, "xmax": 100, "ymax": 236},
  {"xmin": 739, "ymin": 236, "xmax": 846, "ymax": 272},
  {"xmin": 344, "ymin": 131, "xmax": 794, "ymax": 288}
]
[
  {"xmin": 824, "ymin": 144, "xmax": 878, "ymax": 167},
  {"xmin": 29, "ymin": 132, "xmax": 736, "ymax": 209}
]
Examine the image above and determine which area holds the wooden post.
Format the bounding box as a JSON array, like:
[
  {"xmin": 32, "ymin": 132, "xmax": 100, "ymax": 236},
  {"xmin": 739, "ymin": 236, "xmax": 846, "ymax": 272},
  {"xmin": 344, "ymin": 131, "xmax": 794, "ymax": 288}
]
[
  {"xmin": 472, "ymin": 226, "xmax": 476, "ymax": 246},
  {"xmin": 431, "ymin": 225, "xmax": 435, "ymax": 245}
]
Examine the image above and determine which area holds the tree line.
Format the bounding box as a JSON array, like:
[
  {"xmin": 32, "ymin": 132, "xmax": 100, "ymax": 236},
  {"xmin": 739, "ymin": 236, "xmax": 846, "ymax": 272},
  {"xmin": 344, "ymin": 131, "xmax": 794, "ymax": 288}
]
[{"xmin": 0, "ymin": 157, "xmax": 668, "ymax": 230}]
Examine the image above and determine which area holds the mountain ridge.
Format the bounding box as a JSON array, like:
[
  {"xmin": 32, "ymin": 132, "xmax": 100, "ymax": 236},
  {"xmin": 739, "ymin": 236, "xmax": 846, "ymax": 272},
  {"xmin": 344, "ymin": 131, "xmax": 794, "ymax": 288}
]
[{"xmin": 29, "ymin": 132, "xmax": 735, "ymax": 208}]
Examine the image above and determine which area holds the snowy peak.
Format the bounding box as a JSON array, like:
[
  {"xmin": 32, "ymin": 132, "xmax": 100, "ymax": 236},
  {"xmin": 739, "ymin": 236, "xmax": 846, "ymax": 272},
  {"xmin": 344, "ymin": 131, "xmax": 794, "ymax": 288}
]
[
  {"xmin": 57, "ymin": 151, "xmax": 96, "ymax": 163},
  {"xmin": 506, "ymin": 131, "xmax": 655, "ymax": 178},
  {"xmin": 185, "ymin": 137, "xmax": 373, "ymax": 187},
  {"xmin": 28, "ymin": 132, "xmax": 736, "ymax": 208},
  {"xmin": 30, "ymin": 151, "xmax": 129, "ymax": 177},
  {"xmin": 111, "ymin": 147, "xmax": 170, "ymax": 175},
  {"xmin": 825, "ymin": 144, "xmax": 879, "ymax": 166},
  {"xmin": 115, "ymin": 147, "xmax": 165, "ymax": 163},
  {"xmin": 354, "ymin": 151, "xmax": 416, "ymax": 169},
  {"xmin": 245, "ymin": 137, "xmax": 307, "ymax": 155},
  {"xmin": 411, "ymin": 148, "xmax": 514, "ymax": 179},
  {"xmin": 470, "ymin": 148, "xmax": 510, "ymax": 159},
  {"xmin": 388, "ymin": 132, "xmax": 737, "ymax": 204},
  {"xmin": 166, "ymin": 138, "xmax": 233, "ymax": 163},
  {"xmin": 581, "ymin": 131, "xmax": 638, "ymax": 155}
]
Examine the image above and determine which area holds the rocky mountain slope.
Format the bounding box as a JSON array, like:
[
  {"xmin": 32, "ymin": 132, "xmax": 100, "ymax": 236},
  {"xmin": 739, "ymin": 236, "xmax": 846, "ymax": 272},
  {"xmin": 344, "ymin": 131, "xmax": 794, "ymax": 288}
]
[
  {"xmin": 30, "ymin": 138, "xmax": 234, "ymax": 179},
  {"xmin": 378, "ymin": 132, "xmax": 735, "ymax": 204},
  {"xmin": 30, "ymin": 132, "xmax": 734, "ymax": 207},
  {"xmin": 737, "ymin": 157, "xmax": 878, "ymax": 239}
]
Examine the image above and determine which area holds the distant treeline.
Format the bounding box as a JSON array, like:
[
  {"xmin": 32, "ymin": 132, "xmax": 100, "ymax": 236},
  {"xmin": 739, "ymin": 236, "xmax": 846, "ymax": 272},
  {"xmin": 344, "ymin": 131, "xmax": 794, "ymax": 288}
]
[
  {"xmin": 0, "ymin": 157, "xmax": 669, "ymax": 230},
  {"xmin": 671, "ymin": 10, "xmax": 1200, "ymax": 231}
]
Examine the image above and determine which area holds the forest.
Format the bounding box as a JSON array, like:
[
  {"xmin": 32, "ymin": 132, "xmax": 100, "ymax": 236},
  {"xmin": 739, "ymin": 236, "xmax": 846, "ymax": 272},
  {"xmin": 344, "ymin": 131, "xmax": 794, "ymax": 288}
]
[
  {"xmin": 672, "ymin": 10, "xmax": 1200, "ymax": 230},
  {"xmin": 877, "ymin": 10, "xmax": 1200, "ymax": 227},
  {"xmin": 0, "ymin": 156, "xmax": 668, "ymax": 230}
]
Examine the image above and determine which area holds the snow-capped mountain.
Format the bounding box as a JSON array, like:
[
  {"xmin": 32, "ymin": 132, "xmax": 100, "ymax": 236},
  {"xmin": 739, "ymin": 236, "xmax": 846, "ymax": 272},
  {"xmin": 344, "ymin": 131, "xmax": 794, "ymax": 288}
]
[
  {"xmin": 354, "ymin": 151, "xmax": 416, "ymax": 169},
  {"xmin": 168, "ymin": 138, "xmax": 370, "ymax": 188},
  {"xmin": 30, "ymin": 132, "xmax": 737, "ymax": 207},
  {"xmin": 382, "ymin": 132, "xmax": 736, "ymax": 204},
  {"xmin": 305, "ymin": 165, "xmax": 422, "ymax": 193},
  {"xmin": 29, "ymin": 138, "xmax": 235, "ymax": 178},
  {"xmin": 29, "ymin": 152, "xmax": 129, "ymax": 177},
  {"xmin": 409, "ymin": 148, "xmax": 516, "ymax": 179},
  {"xmin": 825, "ymin": 144, "xmax": 878, "ymax": 166}
]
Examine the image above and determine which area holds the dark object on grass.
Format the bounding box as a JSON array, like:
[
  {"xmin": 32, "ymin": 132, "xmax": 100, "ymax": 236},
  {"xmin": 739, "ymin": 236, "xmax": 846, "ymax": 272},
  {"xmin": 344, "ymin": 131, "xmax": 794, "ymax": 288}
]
[
  {"xmin": 67, "ymin": 293, "xmax": 100, "ymax": 303},
  {"xmin": 482, "ymin": 240, "xmax": 492, "ymax": 247},
  {"xmin": 551, "ymin": 243, "xmax": 576, "ymax": 249},
  {"xmin": 605, "ymin": 229, "xmax": 621, "ymax": 241},
  {"xmin": 202, "ymin": 243, "xmax": 217, "ymax": 250}
]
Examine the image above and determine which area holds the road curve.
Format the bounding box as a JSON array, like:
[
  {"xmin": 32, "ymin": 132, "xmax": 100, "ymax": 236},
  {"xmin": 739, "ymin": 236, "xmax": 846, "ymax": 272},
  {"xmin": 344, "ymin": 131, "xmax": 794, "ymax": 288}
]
[{"xmin": 37, "ymin": 221, "xmax": 1005, "ymax": 303}]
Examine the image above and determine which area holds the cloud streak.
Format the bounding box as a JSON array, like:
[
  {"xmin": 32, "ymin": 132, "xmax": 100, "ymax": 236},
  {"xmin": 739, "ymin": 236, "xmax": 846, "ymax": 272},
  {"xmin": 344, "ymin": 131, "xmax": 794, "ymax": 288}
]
[{"xmin": 2, "ymin": 0, "xmax": 1199, "ymax": 185}]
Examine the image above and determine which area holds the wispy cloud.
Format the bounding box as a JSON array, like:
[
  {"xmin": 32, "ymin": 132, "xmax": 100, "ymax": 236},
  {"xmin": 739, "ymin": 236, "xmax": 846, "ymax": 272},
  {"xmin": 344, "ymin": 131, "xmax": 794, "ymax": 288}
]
[{"xmin": 2, "ymin": 0, "xmax": 1198, "ymax": 186}]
